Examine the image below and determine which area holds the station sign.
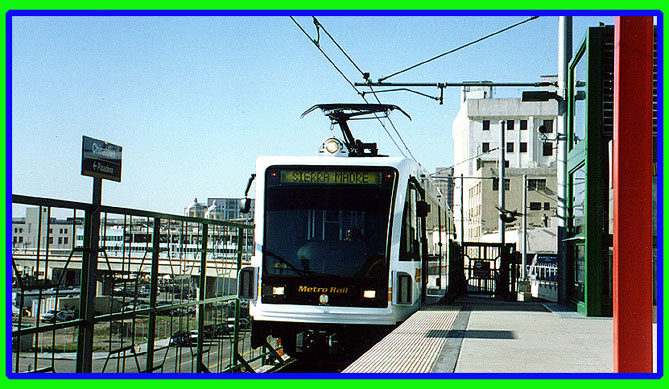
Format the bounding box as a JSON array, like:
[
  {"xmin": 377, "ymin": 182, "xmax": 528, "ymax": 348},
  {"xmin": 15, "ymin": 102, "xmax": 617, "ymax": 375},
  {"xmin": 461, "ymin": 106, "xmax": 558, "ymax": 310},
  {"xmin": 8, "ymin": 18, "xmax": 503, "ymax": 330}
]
[
  {"xmin": 473, "ymin": 260, "xmax": 491, "ymax": 278},
  {"xmin": 81, "ymin": 136, "xmax": 122, "ymax": 182}
]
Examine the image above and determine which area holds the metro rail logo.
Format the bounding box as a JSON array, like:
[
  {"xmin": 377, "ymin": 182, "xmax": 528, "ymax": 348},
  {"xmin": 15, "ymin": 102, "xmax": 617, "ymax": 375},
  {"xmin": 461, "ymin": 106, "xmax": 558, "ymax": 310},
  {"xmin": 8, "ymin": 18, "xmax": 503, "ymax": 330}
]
[{"xmin": 298, "ymin": 286, "xmax": 350, "ymax": 294}]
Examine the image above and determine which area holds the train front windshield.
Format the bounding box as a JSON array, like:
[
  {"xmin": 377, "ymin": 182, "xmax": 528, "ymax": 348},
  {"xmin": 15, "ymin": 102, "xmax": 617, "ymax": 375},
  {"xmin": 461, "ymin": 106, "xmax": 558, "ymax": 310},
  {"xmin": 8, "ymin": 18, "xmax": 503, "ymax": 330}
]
[{"xmin": 263, "ymin": 167, "xmax": 396, "ymax": 280}]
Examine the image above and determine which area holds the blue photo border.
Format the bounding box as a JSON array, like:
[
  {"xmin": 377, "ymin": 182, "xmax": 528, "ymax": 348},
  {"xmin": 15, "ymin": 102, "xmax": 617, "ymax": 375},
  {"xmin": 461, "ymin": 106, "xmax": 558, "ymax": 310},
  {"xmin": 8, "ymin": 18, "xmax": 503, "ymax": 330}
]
[{"xmin": 4, "ymin": 8, "xmax": 664, "ymax": 380}]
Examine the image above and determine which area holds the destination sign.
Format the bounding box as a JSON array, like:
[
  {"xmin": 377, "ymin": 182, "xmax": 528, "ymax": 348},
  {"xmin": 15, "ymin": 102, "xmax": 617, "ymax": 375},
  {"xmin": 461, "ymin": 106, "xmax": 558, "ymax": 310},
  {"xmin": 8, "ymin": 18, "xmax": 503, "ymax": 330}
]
[
  {"xmin": 280, "ymin": 170, "xmax": 381, "ymax": 185},
  {"xmin": 81, "ymin": 136, "xmax": 122, "ymax": 182}
]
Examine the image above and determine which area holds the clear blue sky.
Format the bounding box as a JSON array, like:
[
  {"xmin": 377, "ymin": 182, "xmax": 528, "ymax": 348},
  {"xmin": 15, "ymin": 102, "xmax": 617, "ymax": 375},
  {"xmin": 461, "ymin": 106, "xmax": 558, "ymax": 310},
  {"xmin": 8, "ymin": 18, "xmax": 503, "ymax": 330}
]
[{"xmin": 10, "ymin": 13, "xmax": 616, "ymax": 215}]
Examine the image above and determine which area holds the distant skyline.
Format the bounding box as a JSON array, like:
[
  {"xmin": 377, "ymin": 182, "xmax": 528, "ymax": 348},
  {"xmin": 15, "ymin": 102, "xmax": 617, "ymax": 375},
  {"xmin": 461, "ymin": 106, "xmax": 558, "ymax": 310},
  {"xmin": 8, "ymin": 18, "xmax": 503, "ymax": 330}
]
[{"xmin": 10, "ymin": 12, "xmax": 618, "ymax": 216}]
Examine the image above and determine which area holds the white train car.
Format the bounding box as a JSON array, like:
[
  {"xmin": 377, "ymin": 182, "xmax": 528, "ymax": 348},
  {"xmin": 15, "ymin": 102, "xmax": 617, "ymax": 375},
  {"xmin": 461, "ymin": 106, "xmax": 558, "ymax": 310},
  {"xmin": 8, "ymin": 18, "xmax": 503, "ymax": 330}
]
[{"xmin": 238, "ymin": 105, "xmax": 455, "ymax": 356}]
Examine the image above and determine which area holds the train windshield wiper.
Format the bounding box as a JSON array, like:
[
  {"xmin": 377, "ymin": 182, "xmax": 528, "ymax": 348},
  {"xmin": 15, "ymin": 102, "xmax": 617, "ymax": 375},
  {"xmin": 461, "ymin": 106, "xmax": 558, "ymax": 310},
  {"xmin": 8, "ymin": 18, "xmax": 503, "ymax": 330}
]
[{"xmin": 263, "ymin": 249, "xmax": 310, "ymax": 276}]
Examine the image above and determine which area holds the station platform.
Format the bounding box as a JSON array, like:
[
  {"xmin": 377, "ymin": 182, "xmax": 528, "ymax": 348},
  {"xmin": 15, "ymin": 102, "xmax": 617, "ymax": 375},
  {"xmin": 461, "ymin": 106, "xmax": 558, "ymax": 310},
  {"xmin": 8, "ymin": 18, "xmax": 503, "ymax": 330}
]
[{"xmin": 343, "ymin": 296, "xmax": 658, "ymax": 374}]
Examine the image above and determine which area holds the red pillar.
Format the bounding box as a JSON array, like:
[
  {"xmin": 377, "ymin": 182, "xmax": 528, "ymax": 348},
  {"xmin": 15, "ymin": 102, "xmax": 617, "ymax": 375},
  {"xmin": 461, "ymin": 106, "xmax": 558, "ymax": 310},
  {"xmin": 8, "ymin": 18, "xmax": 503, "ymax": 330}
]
[{"xmin": 613, "ymin": 16, "xmax": 654, "ymax": 373}]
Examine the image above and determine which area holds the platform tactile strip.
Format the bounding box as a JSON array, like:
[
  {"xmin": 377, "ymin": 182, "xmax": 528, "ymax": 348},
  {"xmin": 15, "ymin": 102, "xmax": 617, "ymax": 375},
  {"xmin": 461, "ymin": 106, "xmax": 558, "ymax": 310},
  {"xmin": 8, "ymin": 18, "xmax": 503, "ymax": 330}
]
[{"xmin": 342, "ymin": 306, "xmax": 460, "ymax": 373}]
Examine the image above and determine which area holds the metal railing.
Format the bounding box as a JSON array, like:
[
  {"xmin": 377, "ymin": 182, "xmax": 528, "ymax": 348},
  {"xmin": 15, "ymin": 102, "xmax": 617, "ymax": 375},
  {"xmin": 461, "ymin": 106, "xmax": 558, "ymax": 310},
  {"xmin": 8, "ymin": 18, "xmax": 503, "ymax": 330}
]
[
  {"xmin": 528, "ymin": 262, "xmax": 559, "ymax": 302},
  {"xmin": 528, "ymin": 263, "xmax": 558, "ymax": 282},
  {"xmin": 10, "ymin": 194, "xmax": 283, "ymax": 374}
]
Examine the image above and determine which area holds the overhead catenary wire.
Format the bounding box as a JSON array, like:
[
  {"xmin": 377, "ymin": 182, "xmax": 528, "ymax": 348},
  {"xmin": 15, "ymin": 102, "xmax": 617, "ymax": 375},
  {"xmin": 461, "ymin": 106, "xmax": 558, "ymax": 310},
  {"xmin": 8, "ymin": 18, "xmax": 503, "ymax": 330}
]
[
  {"xmin": 310, "ymin": 16, "xmax": 418, "ymax": 161},
  {"xmin": 290, "ymin": 16, "xmax": 361, "ymax": 94},
  {"xmin": 366, "ymin": 83, "xmax": 417, "ymax": 161},
  {"xmin": 430, "ymin": 147, "xmax": 501, "ymax": 176},
  {"xmin": 379, "ymin": 16, "xmax": 540, "ymax": 82},
  {"xmin": 312, "ymin": 17, "xmax": 367, "ymax": 78},
  {"xmin": 289, "ymin": 16, "xmax": 414, "ymax": 160}
]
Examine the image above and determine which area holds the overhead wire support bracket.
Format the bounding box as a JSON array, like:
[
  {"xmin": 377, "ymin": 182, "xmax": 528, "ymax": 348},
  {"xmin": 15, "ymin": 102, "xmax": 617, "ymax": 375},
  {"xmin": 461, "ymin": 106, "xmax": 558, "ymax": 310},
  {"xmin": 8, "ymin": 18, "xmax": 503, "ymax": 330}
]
[
  {"xmin": 355, "ymin": 81, "xmax": 558, "ymax": 88},
  {"xmin": 355, "ymin": 80, "xmax": 558, "ymax": 105},
  {"xmin": 361, "ymin": 88, "xmax": 443, "ymax": 104}
]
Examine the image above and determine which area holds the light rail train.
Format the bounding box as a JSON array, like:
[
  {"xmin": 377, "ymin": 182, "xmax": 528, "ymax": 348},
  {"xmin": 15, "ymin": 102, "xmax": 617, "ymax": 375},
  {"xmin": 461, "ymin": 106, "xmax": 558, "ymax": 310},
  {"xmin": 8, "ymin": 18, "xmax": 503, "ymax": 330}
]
[{"xmin": 238, "ymin": 104, "xmax": 455, "ymax": 356}]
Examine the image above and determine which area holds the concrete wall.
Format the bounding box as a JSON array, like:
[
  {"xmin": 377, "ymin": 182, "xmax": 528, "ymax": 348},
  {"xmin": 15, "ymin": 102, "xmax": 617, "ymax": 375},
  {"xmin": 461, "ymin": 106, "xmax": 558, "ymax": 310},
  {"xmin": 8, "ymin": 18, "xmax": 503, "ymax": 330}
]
[{"xmin": 451, "ymin": 84, "xmax": 559, "ymax": 242}]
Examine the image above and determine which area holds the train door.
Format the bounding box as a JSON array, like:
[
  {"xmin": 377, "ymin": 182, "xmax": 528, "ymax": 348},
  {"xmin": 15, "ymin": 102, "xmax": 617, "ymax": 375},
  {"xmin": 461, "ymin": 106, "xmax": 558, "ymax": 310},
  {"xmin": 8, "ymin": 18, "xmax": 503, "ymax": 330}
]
[
  {"xmin": 399, "ymin": 179, "xmax": 423, "ymax": 305},
  {"xmin": 399, "ymin": 178, "xmax": 431, "ymax": 305},
  {"xmin": 424, "ymin": 201, "xmax": 448, "ymax": 303}
]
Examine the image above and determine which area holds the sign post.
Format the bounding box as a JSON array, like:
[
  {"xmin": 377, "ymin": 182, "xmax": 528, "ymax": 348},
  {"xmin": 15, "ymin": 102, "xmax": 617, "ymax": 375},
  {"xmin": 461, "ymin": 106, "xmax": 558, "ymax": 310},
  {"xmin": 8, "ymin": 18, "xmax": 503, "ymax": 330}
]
[{"xmin": 77, "ymin": 136, "xmax": 122, "ymax": 372}]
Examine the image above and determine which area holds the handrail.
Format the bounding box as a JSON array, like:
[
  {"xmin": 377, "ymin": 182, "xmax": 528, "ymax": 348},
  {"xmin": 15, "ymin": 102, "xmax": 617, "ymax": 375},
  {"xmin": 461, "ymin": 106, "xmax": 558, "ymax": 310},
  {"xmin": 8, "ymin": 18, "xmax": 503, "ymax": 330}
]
[
  {"xmin": 10, "ymin": 193, "xmax": 274, "ymax": 374},
  {"xmin": 12, "ymin": 194, "xmax": 253, "ymax": 229}
]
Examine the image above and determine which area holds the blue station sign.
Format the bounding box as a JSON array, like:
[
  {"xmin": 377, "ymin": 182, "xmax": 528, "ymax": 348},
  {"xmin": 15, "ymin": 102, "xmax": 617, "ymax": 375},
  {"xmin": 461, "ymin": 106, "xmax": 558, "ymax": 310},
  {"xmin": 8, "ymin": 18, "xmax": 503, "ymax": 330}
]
[{"xmin": 81, "ymin": 136, "xmax": 122, "ymax": 182}]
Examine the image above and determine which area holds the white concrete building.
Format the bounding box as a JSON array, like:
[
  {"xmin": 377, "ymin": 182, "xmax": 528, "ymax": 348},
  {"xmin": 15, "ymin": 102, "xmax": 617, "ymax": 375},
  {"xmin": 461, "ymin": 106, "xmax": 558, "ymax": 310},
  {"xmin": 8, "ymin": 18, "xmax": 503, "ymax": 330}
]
[
  {"xmin": 11, "ymin": 207, "xmax": 79, "ymax": 251},
  {"xmin": 451, "ymin": 78, "xmax": 559, "ymax": 248},
  {"xmin": 185, "ymin": 197, "xmax": 254, "ymax": 221}
]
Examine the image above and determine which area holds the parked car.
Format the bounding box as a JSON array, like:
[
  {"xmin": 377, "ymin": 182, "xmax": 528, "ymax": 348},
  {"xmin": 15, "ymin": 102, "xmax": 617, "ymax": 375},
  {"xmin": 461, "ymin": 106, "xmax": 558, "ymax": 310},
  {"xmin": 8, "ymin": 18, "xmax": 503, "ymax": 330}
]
[
  {"xmin": 226, "ymin": 317, "xmax": 250, "ymax": 332},
  {"xmin": 40, "ymin": 310, "xmax": 58, "ymax": 323},
  {"xmin": 202, "ymin": 323, "xmax": 231, "ymax": 339},
  {"xmin": 173, "ymin": 287, "xmax": 197, "ymax": 299},
  {"xmin": 138, "ymin": 285, "xmax": 159, "ymax": 297},
  {"xmin": 122, "ymin": 303, "xmax": 150, "ymax": 313},
  {"xmin": 171, "ymin": 306, "xmax": 196, "ymax": 316},
  {"xmin": 113, "ymin": 285, "xmax": 139, "ymax": 297},
  {"xmin": 156, "ymin": 301, "xmax": 173, "ymax": 316},
  {"xmin": 56, "ymin": 309, "xmax": 76, "ymax": 322},
  {"xmin": 170, "ymin": 330, "xmax": 198, "ymax": 346}
]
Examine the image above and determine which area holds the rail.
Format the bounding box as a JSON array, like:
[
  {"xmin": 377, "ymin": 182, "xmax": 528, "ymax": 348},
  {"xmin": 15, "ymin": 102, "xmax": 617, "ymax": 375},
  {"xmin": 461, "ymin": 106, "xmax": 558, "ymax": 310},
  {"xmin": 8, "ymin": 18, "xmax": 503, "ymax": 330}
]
[{"xmin": 10, "ymin": 194, "xmax": 282, "ymax": 374}]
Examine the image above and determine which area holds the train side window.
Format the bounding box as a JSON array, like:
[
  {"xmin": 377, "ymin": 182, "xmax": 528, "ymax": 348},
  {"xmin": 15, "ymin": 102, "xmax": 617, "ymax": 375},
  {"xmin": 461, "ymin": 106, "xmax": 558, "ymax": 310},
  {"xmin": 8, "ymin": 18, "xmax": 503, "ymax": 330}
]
[{"xmin": 399, "ymin": 187, "xmax": 419, "ymax": 261}]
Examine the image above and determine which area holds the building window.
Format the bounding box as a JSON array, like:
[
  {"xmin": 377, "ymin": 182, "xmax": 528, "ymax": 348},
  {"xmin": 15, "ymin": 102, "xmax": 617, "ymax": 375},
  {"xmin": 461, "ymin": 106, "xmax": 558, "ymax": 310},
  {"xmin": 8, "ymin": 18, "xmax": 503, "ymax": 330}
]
[
  {"xmin": 520, "ymin": 142, "xmax": 528, "ymax": 152},
  {"xmin": 544, "ymin": 202, "xmax": 551, "ymax": 210},
  {"xmin": 504, "ymin": 160, "xmax": 510, "ymax": 168},
  {"xmin": 482, "ymin": 120, "xmax": 490, "ymax": 131},
  {"xmin": 520, "ymin": 120, "xmax": 528, "ymax": 130},
  {"xmin": 507, "ymin": 142, "xmax": 514, "ymax": 152},
  {"xmin": 64, "ymin": 237, "xmax": 69, "ymax": 245},
  {"xmin": 527, "ymin": 178, "xmax": 547, "ymax": 191},
  {"xmin": 482, "ymin": 142, "xmax": 490, "ymax": 153},
  {"xmin": 540, "ymin": 119, "xmax": 554, "ymax": 133},
  {"xmin": 543, "ymin": 142, "xmax": 553, "ymax": 156},
  {"xmin": 530, "ymin": 202, "xmax": 542, "ymax": 211},
  {"xmin": 493, "ymin": 178, "xmax": 510, "ymax": 191},
  {"xmin": 19, "ymin": 237, "xmax": 23, "ymax": 243},
  {"xmin": 58, "ymin": 237, "xmax": 63, "ymax": 244},
  {"xmin": 507, "ymin": 120, "xmax": 515, "ymax": 130}
]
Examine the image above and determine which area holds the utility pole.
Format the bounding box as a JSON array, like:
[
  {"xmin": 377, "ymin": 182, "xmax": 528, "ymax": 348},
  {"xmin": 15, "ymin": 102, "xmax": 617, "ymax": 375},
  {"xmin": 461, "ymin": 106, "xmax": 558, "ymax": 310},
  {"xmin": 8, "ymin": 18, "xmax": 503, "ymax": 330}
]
[
  {"xmin": 460, "ymin": 174, "xmax": 464, "ymax": 247},
  {"xmin": 557, "ymin": 16, "xmax": 572, "ymax": 304},
  {"xmin": 499, "ymin": 120, "xmax": 506, "ymax": 246},
  {"xmin": 522, "ymin": 174, "xmax": 528, "ymax": 280}
]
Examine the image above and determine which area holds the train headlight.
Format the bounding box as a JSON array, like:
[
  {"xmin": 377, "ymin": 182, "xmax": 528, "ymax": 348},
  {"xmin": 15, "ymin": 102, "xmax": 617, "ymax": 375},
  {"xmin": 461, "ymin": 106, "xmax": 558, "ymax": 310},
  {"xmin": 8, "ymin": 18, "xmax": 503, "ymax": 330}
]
[
  {"xmin": 272, "ymin": 286, "xmax": 285, "ymax": 296},
  {"xmin": 318, "ymin": 137, "xmax": 348, "ymax": 156},
  {"xmin": 325, "ymin": 139, "xmax": 340, "ymax": 154},
  {"xmin": 363, "ymin": 290, "xmax": 376, "ymax": 299}
]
